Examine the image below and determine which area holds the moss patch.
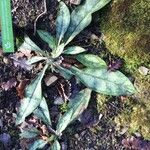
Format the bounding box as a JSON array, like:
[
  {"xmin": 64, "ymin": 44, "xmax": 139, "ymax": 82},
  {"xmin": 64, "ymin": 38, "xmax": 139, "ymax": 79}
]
[
  {"xmin": 99, "ymin": 0, "xmax": 150, "ymax": 71},
  {"xmin": 98, "ymin": 0, "xmax": 150, "ymax": 139}
]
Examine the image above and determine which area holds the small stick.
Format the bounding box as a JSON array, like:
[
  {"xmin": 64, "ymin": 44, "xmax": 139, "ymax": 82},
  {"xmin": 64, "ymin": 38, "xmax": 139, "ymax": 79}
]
[{"xmin": 33, "ymin": 0, "xmax": 47, "ymax": 35}]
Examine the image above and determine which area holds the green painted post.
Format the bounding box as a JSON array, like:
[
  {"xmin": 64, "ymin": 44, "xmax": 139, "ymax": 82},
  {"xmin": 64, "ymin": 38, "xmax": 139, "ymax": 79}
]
[{"xmin": 0, "ymin": 0, "xmax": 14, "ymax": 52}]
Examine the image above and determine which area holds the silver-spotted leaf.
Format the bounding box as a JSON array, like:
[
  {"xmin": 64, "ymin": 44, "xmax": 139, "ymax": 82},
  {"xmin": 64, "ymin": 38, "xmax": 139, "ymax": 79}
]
[
  {"xmin": 19, "ymin": 36, "xmax": 44, "ymax": 54},
  {"xmin": 16, "ymin": 64, "xmax": 48, "ymax": 125},
  {"xmin": 20, "ymin": 127, "xmax": 40, "ymax": 139},
  {"xmin": 56, "ymin": 1, "xmax": 70, "ymax": 44},
  {"xmin": 37, "ymin": 30, "xmax": 56, "ymax": 50},
  {"xmin": 63, "ymin": 46, "xmax": 86, "ymax": 55},
  {"xmin": 33, "ymin": 97, "xmax": 51, "ymax": 125},
  {"xmin": 64, "ymin": 0, "xmax": 111, "ymax": 45},
  {"xmin": 26, "ymin": 56, "xmax": 47, "ymax": 65},
  {"xmin": 56, "ymin": 88, "xmax": 91, "ymax": 135},
  {"xmin": 29, "ymin": 139, "xmax": 47, "ymax": 150},
  {"xmin": 51, "ymin": 140, "xmax": 61, "ymax": 150},
  {"xmin": 76, "ymin": 54, "xmax": 107, "ymax": 68},
  {"xmin": 70, "ymin": 67, "xmax": 136, "ymax": 96}
]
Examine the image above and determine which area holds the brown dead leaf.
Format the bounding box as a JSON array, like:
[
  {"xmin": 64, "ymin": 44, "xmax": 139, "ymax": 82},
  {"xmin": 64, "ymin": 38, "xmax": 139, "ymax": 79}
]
[
  {"xmin": 16, "ymin": 79, "xmax": 29, "ymax": 99},
  {"xmin": 34, "ymin": 62, "xmax": 44, "ymax": 72},
  {"xmin": 1, "ymin": 78, "xmax": 17, "ymax": 91},
  {"xmin": 10, "ymin": 56, "xmax": 32, "ymax": 70},
  {"xmin": 14, "ymin": 52, "xmax": 25, "ymax": 59},
  {"xmin": 18, "ymin": 49, "xmax": 33, "ymax": 59},
  {"xmin": 0, "ymin": 48, "xmax": 3, "ymax": 57}
]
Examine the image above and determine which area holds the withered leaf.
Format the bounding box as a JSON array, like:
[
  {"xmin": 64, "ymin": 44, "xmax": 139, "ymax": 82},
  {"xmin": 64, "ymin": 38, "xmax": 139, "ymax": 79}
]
[
  {"xmin": 122, "ymin": 137, "xmax": 150, "ymax": 150},
  {"xmin": 16, "ymin": 79, "xmax": 29, "ymax": 99},
  {"xmin": 1, "ymin": 78, "xmax": 17, "ymax": 91},
  {"xmin": 10, "ymin": 56, "xmax": 32, "ymax": 71}
]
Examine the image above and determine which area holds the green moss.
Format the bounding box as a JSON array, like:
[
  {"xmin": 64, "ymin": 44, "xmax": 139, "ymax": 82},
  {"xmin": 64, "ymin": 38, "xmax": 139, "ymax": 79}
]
[
  {"xmin": 99, "ymin": 0, "xmax": 150, "ymax": 140},
  {"xmin": 100, "ymin": 0, "xmax": 150, "ymax": 71},
  {"xmin": 115, "ymin": 104, "xmax": 150, "ymax": 140},
  {"xmin": 96, "ymin": 94, "xmax": 108, "ymax": 113},
  {"xmin": 99, "ymin": 0, "xmax": 150, "ymax": 105}
]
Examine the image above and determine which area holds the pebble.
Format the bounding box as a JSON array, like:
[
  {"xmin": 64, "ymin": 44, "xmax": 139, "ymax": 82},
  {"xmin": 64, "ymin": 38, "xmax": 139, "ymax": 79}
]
[{"xmin": 138, "ymin": 66, "xmax": 149, "ymax": 75}]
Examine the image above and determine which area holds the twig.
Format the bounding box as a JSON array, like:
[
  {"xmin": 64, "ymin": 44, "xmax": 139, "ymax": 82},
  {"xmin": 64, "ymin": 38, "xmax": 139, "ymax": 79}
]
[{"xmin": 33, "ymin": 0, "xmax": 47, "ymax": 35}]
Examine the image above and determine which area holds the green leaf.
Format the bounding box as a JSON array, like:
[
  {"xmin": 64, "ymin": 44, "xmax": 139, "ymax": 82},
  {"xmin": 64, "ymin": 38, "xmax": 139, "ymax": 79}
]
[
  {"xmin": 29, "ymin": 139, "xmax": 47, "ymax": 150},
  {"xmin": 51, "ymin": 140, "xmax": 61, "ymax": 150},
  {"xmin": 56, "ymin": 66, "xmax": 73, "ymax": 80},
  {"xmin": 20, "ymin": 127, "xmax": 40, "ymax": 139},
  {"xmin": 37, "ymin": 30, "xmax": 56, "ymax": 50},
  {"xmin": 56, "ymin": 88, "xmax": 91, "ymax": 135},
  {"xmin": 56, "ymin": 1, "xmax": 70, "ymax": 44},
  {"xmin": 51, "ymin": 43, "xmax": 65, "ymax": 58},
  {"xmin": 63, "ymin": 46, "xmax": 86, "ymax": 55},
  {"xmin": 64, "ymin": 0, "xmax": 111, "ymax": 45},
  {"xmin": 26, "ymin": 56, "xmax": 47, "ymax": 65},
  {"xmin": 70, "ymin": 67, "xmax": 136, "ymax": 96},
  {"xmin": 19, "ymin": 35, "xmax": 44, "ymax": 54},
  {"xmin": 76, "ymin": 54, "xmax": 107, "ymax": 68},
  {"xmin": 16, "ymin": 64, "xmax": 48, "ymax": 125},
  {"xmin": 33, "ymin": 97, "xmax": 52, "ymax": 125}
]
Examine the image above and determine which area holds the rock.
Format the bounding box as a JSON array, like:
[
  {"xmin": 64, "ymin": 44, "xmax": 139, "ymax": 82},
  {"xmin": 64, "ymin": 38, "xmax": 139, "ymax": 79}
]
[
  {"xmin": 70, "ymin": 0, "xmax": 81, "ymax": 5},
  {"xmin": 138, "ymin": 66, "xmax": 149, "ymax": 76}
]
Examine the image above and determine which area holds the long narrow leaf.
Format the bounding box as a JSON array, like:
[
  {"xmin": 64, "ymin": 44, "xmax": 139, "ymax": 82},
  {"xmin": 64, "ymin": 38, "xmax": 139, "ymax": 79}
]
[
  {"xmin": 56, "ymin": 1, "xmax": 70, "ymax": 44},
  {"xmin": 70, "ymin": 67, "xmax": 136, "ymax": 96},
  {"xmin": 63, "ymin": 46, "xmax": 86, "ymax": 55},
  {"xmin": 16, "ymin": 64, "xmax": 48, "ymax": 125},
  {"xmin": 64, "ymin": 0, "xmax": 111, "ymax": 45},
  {"xmin": 37, "ymin": 30, "xmax": 56, "ymax": 50},
  {"xmin": 56, "ymin": 65, "xmax": 73, "ymax": 80},
  {"xmin": 20, "ymin": 127, "xmax": 40, "ymax": 139},
  {"xmin": 76, "ymin": 54, "xmax": 107, "ymax": 68},
  {"xmin": 51, "ymin": 140, "xmax": 61, "ymax": 150},
  {"xmin": 56, "ymin": 88, "xmax": 91, "ymax": 135},
  {"xmin": 51, "ymin": 43, "xmax": 65, "ymax": 58},
  {"xmin": 33, "ymin": 97, "xmax": 52, "ymax": 125},
  {"xmin": 19, "ymin": 36, "xmax": 44, "ymax": 54},
  {"xmin": 26, "ymin": 56, "xmax": 47, "ymax": 65},
  {"xmin": 29, "ymin": 139, "xmax": 47, "ymax": 150}
]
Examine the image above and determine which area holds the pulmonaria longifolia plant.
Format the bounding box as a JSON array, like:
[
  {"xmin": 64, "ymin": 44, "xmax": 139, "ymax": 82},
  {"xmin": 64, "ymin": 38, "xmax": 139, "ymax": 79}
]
[{"xmin": 15, "ymin": 0, "xmax": 136, "ymax": 149}]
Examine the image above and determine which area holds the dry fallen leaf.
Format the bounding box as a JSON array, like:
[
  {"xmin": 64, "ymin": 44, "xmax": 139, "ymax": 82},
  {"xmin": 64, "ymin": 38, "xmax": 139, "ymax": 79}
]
[
  {"xmin": 16, "ymin": 79, "xmax": 29, "ymax": 99},
  {"xmin": 10, "ymin": 55, "xmax": 32, "ymax": 70},
  {"xmin": 0, "ymin": 48, "xmax": 3, "ymax": 57},
  {"xmin": 18, "ymin": 49, "xmax": 33, "ymax": 59},
  {"xmin": 1, "ymin": 78, "xmax": 17, "ymax": 91}
]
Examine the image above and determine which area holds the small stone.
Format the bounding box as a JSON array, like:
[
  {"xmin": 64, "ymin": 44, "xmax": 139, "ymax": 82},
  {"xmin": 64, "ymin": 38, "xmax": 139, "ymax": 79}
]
[
  {"xmin": 134, "ymin": 132, "xmax": 141, "ymax": 137},
  {"xmin": 138, "ymin": 66, "xmax": 149, "ymax": 75},
  {"xmin": 74, "ymin": 134, "xmax": 79, "ymax": 139},
  {"xmin": 44, "ymin": 74, "xmax": 58, "ymax": 86},
  {"xmin": 70, "ymin": 0, "xmax": 81, "ymax": 5},
  {"xmin": 3, "ymin": 57, "xmax": 9, "ymax": 64},
  {"xmin": 0, "ymin": 119, "xmax": 3, "ymax": 128},
  {"xmin": 119, "ymin": 127, "xmax": 128, "ymax": 135}
]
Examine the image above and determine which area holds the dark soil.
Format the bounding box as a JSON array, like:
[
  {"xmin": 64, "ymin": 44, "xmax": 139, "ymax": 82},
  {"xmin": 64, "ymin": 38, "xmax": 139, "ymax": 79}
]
[{"xmin": 12, "ymin": 0, "xmax": 57, "ymax": 34}]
